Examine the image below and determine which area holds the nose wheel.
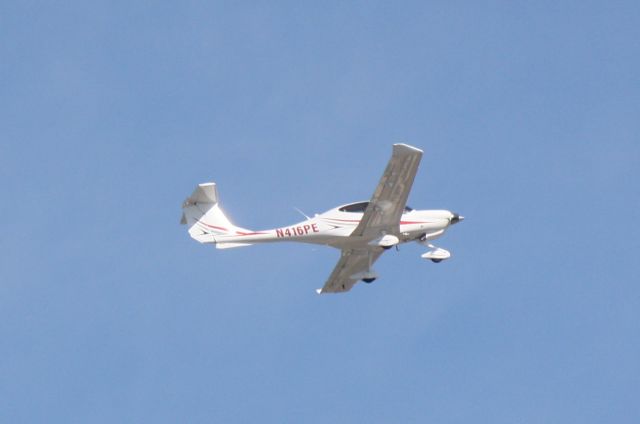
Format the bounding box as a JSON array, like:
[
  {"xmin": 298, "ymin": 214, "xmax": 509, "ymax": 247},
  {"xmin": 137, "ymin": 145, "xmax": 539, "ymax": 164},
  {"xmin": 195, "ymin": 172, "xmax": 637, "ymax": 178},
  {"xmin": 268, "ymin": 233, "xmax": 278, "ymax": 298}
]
[{"xmin": 421, "ymin": 244, "xmax": 451, "ymax": 262}]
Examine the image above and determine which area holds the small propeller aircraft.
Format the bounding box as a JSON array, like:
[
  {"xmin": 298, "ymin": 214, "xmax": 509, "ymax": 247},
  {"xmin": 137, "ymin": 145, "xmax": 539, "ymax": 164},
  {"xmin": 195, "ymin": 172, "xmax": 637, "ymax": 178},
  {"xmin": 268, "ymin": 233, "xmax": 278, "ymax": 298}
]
[{"xmin": 181, "ymin": 144, "xmax": 463, "ymax": 294}]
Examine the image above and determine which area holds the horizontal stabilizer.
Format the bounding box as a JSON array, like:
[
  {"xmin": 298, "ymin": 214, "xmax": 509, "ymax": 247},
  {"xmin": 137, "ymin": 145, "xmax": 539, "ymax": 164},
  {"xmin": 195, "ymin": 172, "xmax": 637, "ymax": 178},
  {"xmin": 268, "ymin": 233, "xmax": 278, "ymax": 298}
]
[
  {"xmin": 184, "ymin": 182, "xmax": 219, "ymax": 206},
  {"xmin": 215, "ymin": 242, "xmax": 253, "ymax": 249}
]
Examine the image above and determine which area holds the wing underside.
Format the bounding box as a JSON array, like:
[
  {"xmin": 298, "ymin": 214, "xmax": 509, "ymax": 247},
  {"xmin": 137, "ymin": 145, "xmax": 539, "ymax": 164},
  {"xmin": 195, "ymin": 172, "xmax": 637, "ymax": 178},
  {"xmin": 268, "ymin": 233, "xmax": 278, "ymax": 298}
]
[
  {"xmin": 352, "ymin": 144, "xmax": 423, "ymax": 238},
  {"xmin": 318, "ymin": 248, "xmax": 385, "ymax": 294}
]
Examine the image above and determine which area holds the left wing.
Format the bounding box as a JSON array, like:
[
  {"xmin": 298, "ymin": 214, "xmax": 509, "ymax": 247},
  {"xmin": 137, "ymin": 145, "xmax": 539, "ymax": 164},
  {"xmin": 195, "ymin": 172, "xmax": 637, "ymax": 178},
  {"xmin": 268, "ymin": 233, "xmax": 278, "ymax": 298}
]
[
  {"xmin": 317, "ymin": 248, "xmax": 384, "ymax": 294},
  {"xmin": 352, "ymin": 143, "xmax": 423, "ymax": 238}
]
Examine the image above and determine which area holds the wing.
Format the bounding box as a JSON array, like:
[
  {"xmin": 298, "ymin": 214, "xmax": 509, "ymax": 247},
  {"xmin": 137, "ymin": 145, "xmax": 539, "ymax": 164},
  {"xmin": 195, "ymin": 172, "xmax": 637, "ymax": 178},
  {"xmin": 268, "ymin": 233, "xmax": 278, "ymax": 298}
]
[
  {"xmin": 317, "ymin": 248, "xmax": 385, "ymax": 294},
  {"xmin": 317, "ymin": 144, "xmax": 422, "ymax": 294},
  {"xmin": 352, "ymin": 144, "xmax": 423, "ymax": 238}
]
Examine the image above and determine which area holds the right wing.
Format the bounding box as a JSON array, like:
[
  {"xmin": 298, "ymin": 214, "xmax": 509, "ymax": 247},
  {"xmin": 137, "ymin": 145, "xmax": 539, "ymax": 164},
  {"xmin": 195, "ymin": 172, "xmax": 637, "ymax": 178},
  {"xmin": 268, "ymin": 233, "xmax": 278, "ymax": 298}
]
[
  {"xmin": 352, "ymin": 143, "xmax": 423, "ymax": 238},
  {"xmin": 317, "ymin": 248, "xmax": 384, "ymax": 294}
]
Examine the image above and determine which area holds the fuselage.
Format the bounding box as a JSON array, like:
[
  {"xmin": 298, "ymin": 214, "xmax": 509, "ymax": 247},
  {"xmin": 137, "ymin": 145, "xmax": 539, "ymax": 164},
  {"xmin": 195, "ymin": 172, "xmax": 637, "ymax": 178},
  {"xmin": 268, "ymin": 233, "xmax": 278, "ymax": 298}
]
[{"xmin": 212, "ymin": 201, "xmax": 457, "ymax": 250}]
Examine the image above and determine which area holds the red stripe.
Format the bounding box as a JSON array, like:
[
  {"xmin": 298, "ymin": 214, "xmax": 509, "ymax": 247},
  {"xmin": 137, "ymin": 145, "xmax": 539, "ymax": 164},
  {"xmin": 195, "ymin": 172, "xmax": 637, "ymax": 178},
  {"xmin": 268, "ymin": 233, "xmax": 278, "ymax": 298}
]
[
  {"xmin": 324, "ymin": 218, "xmax": 432, "ymax": 225},
  {"xmin": 198, "ymin": 222, "xmax": 265, "ymax": 236},
  {"xmin": 199, "ymin": 222, "xmax": 229, "ymax": 232}
]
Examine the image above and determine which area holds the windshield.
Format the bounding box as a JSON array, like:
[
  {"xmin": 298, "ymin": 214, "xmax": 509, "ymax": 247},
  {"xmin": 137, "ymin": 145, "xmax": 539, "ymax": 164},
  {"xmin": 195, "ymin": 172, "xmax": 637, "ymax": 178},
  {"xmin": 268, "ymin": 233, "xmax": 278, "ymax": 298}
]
[
  {"xmin": 338, "ymin": 202, "xmax": 369, "ymax": 213},
  {"xmin": 338, "ymin": 202, "xmax": 413, "ymax": 213}
]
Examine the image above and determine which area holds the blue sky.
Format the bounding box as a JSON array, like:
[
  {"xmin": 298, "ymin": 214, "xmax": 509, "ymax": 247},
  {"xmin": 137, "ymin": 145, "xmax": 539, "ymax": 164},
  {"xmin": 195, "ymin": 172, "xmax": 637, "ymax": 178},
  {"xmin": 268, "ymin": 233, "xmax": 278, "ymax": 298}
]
[{"xmin": 2, "ymin": 1, "xmax": 639, "ymax": 422}]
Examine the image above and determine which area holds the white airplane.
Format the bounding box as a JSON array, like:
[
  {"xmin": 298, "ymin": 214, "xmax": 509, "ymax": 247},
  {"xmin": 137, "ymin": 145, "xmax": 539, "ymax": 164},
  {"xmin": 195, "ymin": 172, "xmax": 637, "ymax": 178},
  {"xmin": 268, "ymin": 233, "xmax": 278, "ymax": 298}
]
[{"xmin": 181, "ymin": 144, "xmax": 463, "ymax": 294}]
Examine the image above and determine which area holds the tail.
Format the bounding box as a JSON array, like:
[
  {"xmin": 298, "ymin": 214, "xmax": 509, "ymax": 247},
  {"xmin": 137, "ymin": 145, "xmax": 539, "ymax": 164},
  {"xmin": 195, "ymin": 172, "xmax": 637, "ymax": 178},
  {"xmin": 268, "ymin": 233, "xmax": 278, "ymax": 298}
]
[{"xmin": 180, "ymin": 182, "xmax": 253, "ymax": 248}]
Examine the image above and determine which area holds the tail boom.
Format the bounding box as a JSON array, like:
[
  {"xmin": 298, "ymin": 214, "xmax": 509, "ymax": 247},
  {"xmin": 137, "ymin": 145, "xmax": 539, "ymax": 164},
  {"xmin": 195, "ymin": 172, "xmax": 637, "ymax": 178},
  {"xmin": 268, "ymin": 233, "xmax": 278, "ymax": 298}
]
[{"xmin": 181, "ymin": 182, "xmax": 324, "ymax": 249}]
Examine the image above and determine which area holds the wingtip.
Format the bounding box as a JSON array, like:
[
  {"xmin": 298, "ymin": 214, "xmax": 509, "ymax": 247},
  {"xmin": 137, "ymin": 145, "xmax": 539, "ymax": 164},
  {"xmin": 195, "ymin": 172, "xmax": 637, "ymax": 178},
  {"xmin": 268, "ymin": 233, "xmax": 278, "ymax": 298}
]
[
  {"xmin": 393, "ymin": 143, "xmax": 423, "ymax": 154},
  {"xmin": 315, "ymin": 288, "xmax": 323, "ymax": 295}
]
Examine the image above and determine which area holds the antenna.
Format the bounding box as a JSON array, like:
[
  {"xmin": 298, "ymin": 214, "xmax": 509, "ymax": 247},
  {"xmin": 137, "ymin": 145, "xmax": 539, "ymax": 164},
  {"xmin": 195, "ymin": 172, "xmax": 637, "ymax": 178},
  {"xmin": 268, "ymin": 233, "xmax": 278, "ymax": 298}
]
[{"xmin": 293, "ymin": 207, "xmax": 311, "ymax": 220}]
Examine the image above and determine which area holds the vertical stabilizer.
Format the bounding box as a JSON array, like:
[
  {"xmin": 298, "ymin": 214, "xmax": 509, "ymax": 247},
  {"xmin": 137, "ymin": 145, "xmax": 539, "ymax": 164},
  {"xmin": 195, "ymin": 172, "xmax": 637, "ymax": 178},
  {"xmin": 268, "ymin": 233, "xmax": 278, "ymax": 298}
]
[{"xmin": 180, "ymin": 182, "xmax": 250, "ymax": 244}]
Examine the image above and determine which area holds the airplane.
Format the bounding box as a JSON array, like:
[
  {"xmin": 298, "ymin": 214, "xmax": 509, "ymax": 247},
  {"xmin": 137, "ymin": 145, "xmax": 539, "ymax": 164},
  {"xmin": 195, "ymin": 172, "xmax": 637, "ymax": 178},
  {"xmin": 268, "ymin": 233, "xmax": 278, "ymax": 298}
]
[{"xmin": 180, "ymin": 143, "xmax": 463, "ymax": 294}]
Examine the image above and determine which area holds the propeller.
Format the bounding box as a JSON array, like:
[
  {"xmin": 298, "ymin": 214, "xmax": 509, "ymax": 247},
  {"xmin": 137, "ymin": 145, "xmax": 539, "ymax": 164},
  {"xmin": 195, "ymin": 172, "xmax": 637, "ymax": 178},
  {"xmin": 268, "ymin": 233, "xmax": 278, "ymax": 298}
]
[{"xmin": 450, "ymin": 213, "xmax": 464, "ymax": 225}]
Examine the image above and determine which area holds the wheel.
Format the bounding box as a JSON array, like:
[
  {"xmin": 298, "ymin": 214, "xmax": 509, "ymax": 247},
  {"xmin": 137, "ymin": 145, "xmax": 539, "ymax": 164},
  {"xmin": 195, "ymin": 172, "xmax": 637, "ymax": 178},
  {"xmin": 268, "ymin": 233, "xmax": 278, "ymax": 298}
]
[
  {"xmin": 431, "ymin": 259, "xmax": 442, "ymax": 263},
  {"xmin": 362, "ymin": 278, "xmax": 376, "ymax": 283}
]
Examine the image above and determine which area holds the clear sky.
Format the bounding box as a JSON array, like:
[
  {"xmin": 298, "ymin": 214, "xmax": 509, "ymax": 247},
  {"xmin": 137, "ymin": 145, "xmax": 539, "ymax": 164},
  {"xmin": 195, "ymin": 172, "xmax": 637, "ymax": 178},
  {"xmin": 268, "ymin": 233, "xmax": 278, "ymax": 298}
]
[{"xmin": 2, "ymin": 1, "xmax": 639, "ymax": 422}]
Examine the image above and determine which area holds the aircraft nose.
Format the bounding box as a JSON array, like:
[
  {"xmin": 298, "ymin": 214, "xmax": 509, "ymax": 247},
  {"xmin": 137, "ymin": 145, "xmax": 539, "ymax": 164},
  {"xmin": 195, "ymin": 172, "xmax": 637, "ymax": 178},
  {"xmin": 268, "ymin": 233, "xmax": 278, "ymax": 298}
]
[{"xmin": 450, "ymin": 213, "xmax": 464, "ymax": 225}]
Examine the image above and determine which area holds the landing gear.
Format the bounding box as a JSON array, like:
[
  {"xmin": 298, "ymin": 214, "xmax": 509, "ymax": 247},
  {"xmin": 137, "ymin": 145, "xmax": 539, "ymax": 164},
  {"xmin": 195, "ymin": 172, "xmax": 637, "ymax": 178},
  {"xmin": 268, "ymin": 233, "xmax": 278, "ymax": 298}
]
[
  {"xmin": 351, "ymin": 250, "xmax": 378, "ymax": 284},
  {"xmin": 421, "ymin": 243, "xmax": 451, "ymax": 262}
]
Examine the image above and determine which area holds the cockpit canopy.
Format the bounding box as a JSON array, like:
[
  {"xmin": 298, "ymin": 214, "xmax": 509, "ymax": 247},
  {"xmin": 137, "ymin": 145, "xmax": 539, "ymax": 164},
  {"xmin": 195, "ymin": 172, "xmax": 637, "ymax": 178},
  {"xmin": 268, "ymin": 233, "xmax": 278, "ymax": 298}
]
[{"xmin": 338, "ymin": 201, "xmax": 413, "ymax": 213}]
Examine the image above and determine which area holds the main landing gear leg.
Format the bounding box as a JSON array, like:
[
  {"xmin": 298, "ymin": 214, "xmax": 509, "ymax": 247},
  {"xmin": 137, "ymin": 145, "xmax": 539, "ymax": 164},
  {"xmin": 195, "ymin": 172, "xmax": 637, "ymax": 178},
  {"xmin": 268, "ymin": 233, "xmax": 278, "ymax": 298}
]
[{"xmin": 362, "ymin": 250, "xmax": 376, "ymax": 283}]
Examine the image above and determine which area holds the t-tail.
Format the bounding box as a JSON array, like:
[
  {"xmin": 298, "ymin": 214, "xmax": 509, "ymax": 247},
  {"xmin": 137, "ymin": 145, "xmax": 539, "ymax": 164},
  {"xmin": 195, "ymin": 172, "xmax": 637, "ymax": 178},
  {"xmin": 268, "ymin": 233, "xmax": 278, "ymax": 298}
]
[{"xmin": 180, "ymin": 182, "xmax": 253, "ymax": 249}]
